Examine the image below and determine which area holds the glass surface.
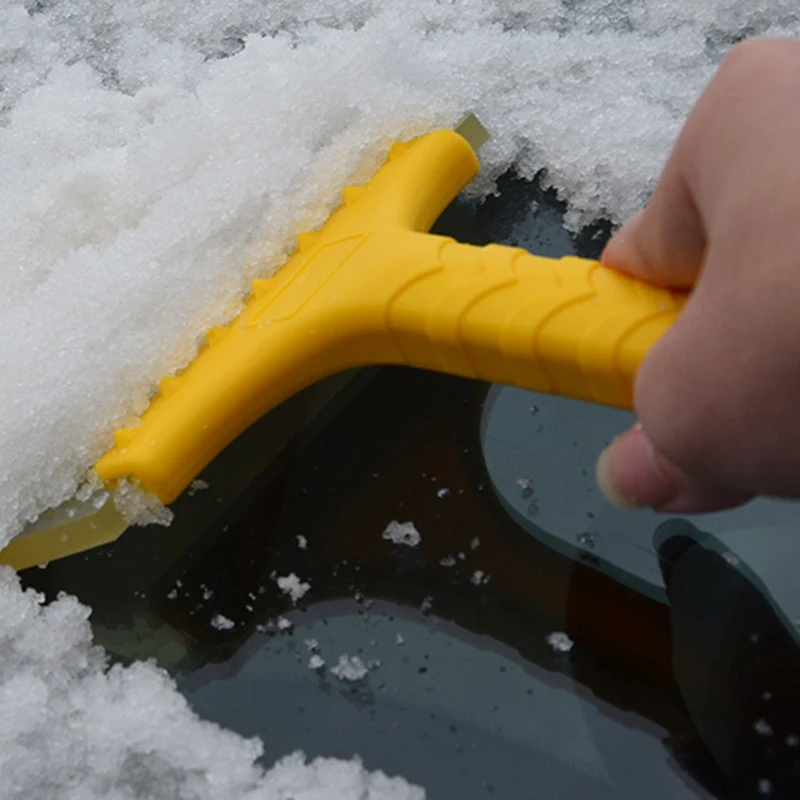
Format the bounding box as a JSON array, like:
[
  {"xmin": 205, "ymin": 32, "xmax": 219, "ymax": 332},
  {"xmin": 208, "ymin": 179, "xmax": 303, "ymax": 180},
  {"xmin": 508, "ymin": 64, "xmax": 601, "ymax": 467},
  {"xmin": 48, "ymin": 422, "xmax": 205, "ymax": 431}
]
[{"xmin": 19, "ymin": 171, "xmax": 800, "ymax": 799}]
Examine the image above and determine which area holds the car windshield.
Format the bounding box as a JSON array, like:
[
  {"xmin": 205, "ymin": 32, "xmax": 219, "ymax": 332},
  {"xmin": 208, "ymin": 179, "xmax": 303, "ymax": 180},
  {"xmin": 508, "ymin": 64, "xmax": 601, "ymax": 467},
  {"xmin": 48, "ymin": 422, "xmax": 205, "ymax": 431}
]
[{"xmin": 20, "ymin": 176, "xmax": 800, "ymax": 799}]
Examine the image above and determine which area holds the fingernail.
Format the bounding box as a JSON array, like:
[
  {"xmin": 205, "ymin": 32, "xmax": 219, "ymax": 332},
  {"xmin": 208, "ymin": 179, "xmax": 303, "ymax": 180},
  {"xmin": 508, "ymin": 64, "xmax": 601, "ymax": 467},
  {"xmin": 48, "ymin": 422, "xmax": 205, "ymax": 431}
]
[
  {"xmin": 601, "ymin": 209, "xmax": 646, "ymax": 272},
  {"xmin": 595, "ymin": 425, "xmax": 674, "ymax": 510},
  {"xmin": 595, "ymin": 444, "xmax": 642, "ymax": 509}
]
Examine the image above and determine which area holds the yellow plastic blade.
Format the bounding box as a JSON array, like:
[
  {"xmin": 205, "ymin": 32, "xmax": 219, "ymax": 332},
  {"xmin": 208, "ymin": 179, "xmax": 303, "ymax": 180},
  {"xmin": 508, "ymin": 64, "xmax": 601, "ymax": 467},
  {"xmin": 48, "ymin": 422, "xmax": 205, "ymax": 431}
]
[
  {"xmin": 0, "ymin": 497, "xmax": 128, "ymax": 571},
  {"xmin": 94, "ymin": 126, "xmax": 687, "ymax": 506}
]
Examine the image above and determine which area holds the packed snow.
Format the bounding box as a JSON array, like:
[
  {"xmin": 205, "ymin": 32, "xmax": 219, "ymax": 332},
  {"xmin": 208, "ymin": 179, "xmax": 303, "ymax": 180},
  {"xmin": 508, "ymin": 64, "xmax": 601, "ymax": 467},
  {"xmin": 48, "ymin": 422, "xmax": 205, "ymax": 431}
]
[{"xmin": 1, "ymin": 0, "xmax": 799, "ymax": 797}]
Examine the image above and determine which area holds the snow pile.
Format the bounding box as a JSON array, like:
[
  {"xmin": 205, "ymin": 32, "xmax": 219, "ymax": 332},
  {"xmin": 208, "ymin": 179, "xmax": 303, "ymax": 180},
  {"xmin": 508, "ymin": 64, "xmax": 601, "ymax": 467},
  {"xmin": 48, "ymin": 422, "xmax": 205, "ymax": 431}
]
[{"xmin": 0, "ymin": 568, "xmax": 422, "ymax": 798}]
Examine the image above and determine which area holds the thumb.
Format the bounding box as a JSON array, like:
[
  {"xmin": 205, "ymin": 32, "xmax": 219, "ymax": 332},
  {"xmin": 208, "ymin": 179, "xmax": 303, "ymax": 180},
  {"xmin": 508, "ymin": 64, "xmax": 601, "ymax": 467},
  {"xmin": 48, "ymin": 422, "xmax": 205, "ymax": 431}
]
[
  {"xmin": 596, "ymin": 424, "xmax": 751, "ymax": 513},
  {"xmin": 595, "ymin": 141, "xmax": 731, "ymax": 512},
  {"xmin": 601, "ymin": 181, "xmax": 705, "ymax": 289}
]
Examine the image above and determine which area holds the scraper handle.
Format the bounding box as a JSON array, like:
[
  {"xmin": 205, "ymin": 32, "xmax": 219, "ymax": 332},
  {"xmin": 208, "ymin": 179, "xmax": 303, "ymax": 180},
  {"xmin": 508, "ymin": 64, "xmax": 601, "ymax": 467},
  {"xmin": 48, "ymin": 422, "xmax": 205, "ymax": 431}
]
[
  {"xmin": 95, "ymin": 128, "xmax": 686, "ymax": 505},
  {"xmin": 370, "ymin": 233, "xmax": 685, "ymax": 408}
]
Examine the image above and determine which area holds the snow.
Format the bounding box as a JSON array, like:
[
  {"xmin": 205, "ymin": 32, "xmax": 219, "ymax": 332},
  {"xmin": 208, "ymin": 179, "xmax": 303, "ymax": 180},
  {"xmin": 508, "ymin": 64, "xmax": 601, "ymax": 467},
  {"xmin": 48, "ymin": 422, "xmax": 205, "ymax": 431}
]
[
  {"xmin": 1, "ymin": 0, "xmax": 796, "ymax": 551},
  {"xmin": 308, "ymin": 654, "xmax": 326, "ymax": 670},
  {"xmin": 275, "ymin": 573, "xmax": 311, "ymax": 604},
  {"xmin": 471, "ymin": 570, "xmax": 490, "ymax": 586},
  {"xmin": 211, "ymin": 613, "xmax": 235, "ymax": 631},
  {"xmin": 758, "ymin": 778, "xmax": 774, "ymax": 796},
  {"xmin": 0, "ymin": 568, "xmax": 422, "ymax": 798},
  {"xmin": 0, "ymin": 0, "xmax": 798, "ymax": 796},
  {"xmin": 754, "ymin": 719, "xmax": 774, "ymax": 737},
  {"xmin": 330, "ymin": 654, "xmax": 371, "ymax": 682},
  {"xmin": 382, "ymin": 521, "xmax": 422, "ymax": 547},
  {"xmin": 546, "ymin": 631, "xmax": 575, "ymax": 653}
]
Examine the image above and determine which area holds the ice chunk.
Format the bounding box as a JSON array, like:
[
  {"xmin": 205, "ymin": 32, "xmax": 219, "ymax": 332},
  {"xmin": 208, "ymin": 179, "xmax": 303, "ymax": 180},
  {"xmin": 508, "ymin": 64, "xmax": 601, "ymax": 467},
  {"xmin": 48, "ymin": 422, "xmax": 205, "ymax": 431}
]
[
  {"xmin": 308, "ymin": 654, "xmax": 326, "ymax": 670},
  {"xmin": 331, "ymin": 654, "xmax": 370, "ymax": 681},
  {"xmin": 470, "ymin": 570, "xmax": 490, "ymax": 586},
  {"xmin": 754, "ymin": 719, "xmax": 774, "ymax": 737},
  {"xmin": 546, "ymin": 631, "xmax": 575, "ymax": 653},
  {"xmin": 210, "ymin": 613, "xmax": 235, "ymax": 631},
  {"xmin": 275, "ymin": 573, "xmax": 311, "ymax": 604},
  {"xmin": 383, "ymin": 521, "xmax": 421, "ymax": 547}
]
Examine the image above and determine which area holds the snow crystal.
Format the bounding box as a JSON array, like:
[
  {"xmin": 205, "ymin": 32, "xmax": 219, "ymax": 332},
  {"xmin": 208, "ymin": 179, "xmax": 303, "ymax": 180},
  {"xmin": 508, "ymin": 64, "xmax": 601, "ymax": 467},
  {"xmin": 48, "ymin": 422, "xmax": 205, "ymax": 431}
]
[
  {"xmin": 383, "ymin": 521, "xmax": 421, "ymax": 547},
  {"xmin": 210, "ymin": 613, "xmax": 235, "ymax": 631},
  {"xmin": 188, "ymin": 479, "xmax": 210, "ymax": 496},
  {"xmin": 576, "ymin": 531, "xmax": 597, "ymax": 549},
  {"xmin": 275, "ymin": 573, "xmax": 311, "ymax": 604},
  {"xmin": 308, "ymin": 654, "xmax": 326, "ymax": 670},
  {"xmin": 722, "ymin": 550, "xmax": 741, "ymax": 567},
  {"xmin": 754, "ymin": 718, "xmax": 774, "ymax": 737},
  {"xmin": 470, "ymin": 570, "xmax": 490, "ymax": 586},
  {"xmin": 297, "ymin": 534, "xmax": 308, "ymax": 550},
  {"xmin": 331, "ymin": 654, "xmax": 371, "ymax": 682},
  {"xmin": 0, "ymin": 568, "xmax": 422, "ymax": 799},
  {"xmin": 546, "ymin": 631, "xmax": 575, "ymax": 653},
  {"xmin": 276, "ymin": 617, "xmax": 293, "ymax": 631}
]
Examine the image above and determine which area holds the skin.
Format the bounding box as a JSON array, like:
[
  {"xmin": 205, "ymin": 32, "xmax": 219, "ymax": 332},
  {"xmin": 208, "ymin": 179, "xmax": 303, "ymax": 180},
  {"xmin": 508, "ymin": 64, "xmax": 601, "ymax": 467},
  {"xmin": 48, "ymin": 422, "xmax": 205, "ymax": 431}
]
[{"xmin": 595, "ymin": 37, "xmax": 800, "ymax": 513}]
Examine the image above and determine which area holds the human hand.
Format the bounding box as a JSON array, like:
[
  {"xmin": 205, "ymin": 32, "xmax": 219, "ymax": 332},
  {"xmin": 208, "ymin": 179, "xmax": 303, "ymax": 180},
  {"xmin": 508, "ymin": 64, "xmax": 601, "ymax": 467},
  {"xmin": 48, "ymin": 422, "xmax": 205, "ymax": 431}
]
[{"xmin": 596, "ymin": 37, "xmax": 800, "ymax": 513}]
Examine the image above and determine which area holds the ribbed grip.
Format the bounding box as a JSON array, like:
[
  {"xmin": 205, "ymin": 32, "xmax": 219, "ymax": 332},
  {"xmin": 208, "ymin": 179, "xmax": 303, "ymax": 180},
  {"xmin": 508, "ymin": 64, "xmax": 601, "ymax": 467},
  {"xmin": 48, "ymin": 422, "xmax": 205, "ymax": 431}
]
[
  {"xmin": 95, "ymin": 129, "xmax": 687, "ymax": 504},
  {"xmin": 376, "ymin": 236, "xmax": 684, "ymax": 407}
]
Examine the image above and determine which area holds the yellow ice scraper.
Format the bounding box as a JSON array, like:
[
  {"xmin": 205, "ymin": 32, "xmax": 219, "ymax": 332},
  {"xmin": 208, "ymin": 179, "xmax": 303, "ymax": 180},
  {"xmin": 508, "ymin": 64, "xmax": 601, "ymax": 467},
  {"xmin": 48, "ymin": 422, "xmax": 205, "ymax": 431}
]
[{"xmin": 0, "ymin": 116, "xmax": 686, "ymax": 571}]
